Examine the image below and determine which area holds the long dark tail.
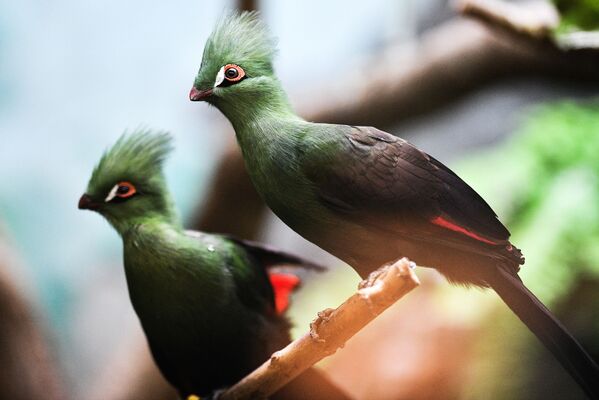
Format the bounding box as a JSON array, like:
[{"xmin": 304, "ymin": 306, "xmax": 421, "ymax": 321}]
[{"xmin": 487, "ymin": 267, "xmax": 599, "ymax": 399}]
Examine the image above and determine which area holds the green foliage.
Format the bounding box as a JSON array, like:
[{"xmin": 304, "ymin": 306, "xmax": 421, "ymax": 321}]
[
  {"xmin": 460, "ymin": 101, "xmax": 599, "ymax": 299},
  {"xmin": 517, "ymin": 102, "xmax": 599, "ymax": 175},
  {"xmin": 459, "ymin": 100, "xmax": 599, "ymax": 398},
  {"xmin": 499, "ymin": 102, "xmax": 599, "ymax": 301},
  {"xmin": 553, "ymin": 0, "xmax": 599, "ymax": 32}
]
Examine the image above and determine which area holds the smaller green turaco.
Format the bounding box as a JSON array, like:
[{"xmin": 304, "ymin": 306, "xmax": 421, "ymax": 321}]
[{"xmin": 78, "ymin": 130, "xmax": 348, "ymax": 399}]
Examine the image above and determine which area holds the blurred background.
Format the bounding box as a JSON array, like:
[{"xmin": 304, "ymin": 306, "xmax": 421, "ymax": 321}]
[{"xmin": 1, "ymin": 0, "xmax": 598, "ymax": 399}]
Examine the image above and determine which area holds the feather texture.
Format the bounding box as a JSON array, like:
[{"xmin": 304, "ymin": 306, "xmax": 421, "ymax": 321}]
[{"xmin": 81, "ymin": 131, "xmax": 339, "ymax": 398}]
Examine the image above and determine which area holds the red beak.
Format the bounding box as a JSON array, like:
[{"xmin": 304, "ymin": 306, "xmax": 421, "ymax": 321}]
[{"xmin": 189, "ymin": 87, "xmax": 213, "ymax": 101}]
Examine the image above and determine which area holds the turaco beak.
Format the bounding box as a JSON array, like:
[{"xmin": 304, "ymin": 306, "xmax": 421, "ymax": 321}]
[
  {"xmin": 78, "ymin": 194, "xmax": 100, "ymax": 210},
  {"xmin": 189, "ymin": 87, "xmax": 213, "ymax": 101}
]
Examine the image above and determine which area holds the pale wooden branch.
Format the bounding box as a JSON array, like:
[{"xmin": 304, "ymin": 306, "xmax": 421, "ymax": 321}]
[
  {"xmin": 457, "ymin": 0, "xmax": 599, "ymax": 50},
  {"xmin": 216, "ymin": 258, "xmax": 420, "ymax": 400},
  {"xmin": 456, "ymin": 0, "xmax": 559, "ymax": 39}
]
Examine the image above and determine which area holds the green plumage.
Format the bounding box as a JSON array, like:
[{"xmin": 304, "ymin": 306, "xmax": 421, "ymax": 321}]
[
  {"xmin": 553, "ymin": 0, "xmax": 599, "ymax": 32},
  {"xmin": 190, "ymin": 11, "xmax": 515, "ymax": 279},
  {"xmin": 190, "ymin": 12, "xmax": 599, "ymax": 397},
  {"xmin": 196, "ymin": 11, "xmax": 277, "ymax": 87},
  {"xmin": 80, "ymin": 130, "xmax": 323, "ymax": 397},
  {"xmin": 193, "ymin": 12, "xmax": 296, "ymax": 124},
  {"xmin": 87, "ymin": 130, "xmax": 178, "ymax": 234}
]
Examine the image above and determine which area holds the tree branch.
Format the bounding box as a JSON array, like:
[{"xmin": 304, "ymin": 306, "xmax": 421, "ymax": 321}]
[
  {"xmin": 457, "ymin": 0, "xmax": 599, "ymax": 50},
  {"xmin": 216, "ymin": 258, "xmax": 420, "ymax": 400},
  {"xmin": 189, "ymin": 136, "xmax": 268, "ymax": 239},
  {"xmin": 456, "ymin": 0, "xmax": 559, "ymax": 39},
  {"xmin": 0, "ymin": 227, "xmax": 66, "ymax": 400},
  {"xmin": 87, "ymin": 331, "xmax": 176, "ymax": 400},
  {"xmin": 237, "ymin": 0, "xmax": 258, "ymax": 12}
]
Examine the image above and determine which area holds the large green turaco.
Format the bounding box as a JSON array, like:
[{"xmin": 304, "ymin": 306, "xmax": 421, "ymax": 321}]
[
  {"xmin": 190, "ymin": 12, "xmax": 599, "ymax": 398},
  {"xmin": 78, "ymin": 130, "xmax": 349, "ymax": 399}
]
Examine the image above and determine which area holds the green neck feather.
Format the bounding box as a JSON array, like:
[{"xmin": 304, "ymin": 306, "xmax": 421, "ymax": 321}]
[
  {"xmin": 105, "ymin": 190, "xmax": 181, "ymax": 237},
  {"xmin": 212, "ymin": 78, "xmax": 297, "ymax": 128}
]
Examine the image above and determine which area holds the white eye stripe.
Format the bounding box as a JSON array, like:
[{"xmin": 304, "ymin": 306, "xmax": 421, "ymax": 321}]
[
  {"xmin": 214, "ymin": 66, "xmax": 225, "ymax": 88},
  {"xmin": 105, "ymin": 184, "xmax": 119, "ymax": 203}
]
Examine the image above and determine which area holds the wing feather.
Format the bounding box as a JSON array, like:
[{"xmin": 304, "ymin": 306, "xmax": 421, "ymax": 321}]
[{"xmin": 302, "ymin": 125, "xmax": 510, "ymax": 244}]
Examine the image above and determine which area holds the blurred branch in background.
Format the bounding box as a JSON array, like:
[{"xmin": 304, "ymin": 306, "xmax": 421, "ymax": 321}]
[
  {"xmin": 189, "ymin": 137, "xmax": 268, "ymax": 239},
  {"xmin": 457, "ymin": 0, "xmax": 560, "ymax": 38},
  {"xmin": 237, "ymin": 0, "xmax": 257, "ymax": 12},
  {"xmin": 296, "ymin": 1, "xmax": 597, "ymax": 128},
  {"xmin": 459, "ymin": 0, "xmax": 599, "ymax": 49},
  {"xmin": 0, "ymin": 227, "xmax": 66, "ymax": 400},
  {"xmin": 88, "ymin": 329, "xmax": 177, "ymax": 400}
]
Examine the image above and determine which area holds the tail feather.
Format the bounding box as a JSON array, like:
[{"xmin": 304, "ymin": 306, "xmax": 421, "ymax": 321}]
[{"xmin": 487, "ymin": 267, "xmax": 599, "ymax": 399}]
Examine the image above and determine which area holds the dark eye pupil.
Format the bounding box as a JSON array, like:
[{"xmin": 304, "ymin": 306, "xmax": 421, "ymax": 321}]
[
  {"xmin": 225, "ymin": 68, "xmax": 238, "ymax": 79},
  {"xmin": 117, "ymin": 185, "xmax": 130, "ymax": 194}
]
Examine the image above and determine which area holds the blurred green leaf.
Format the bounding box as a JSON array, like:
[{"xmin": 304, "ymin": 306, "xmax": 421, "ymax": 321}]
[
  {"xmin": 553, "ymin": 0, "xmax": 599, "ymax": 32},
  {"xmin": 460, "ymin": 99, "xmax": 599, "ymax": 398}
]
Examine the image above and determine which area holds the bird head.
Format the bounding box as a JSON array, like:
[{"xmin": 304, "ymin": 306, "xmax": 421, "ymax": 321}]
[
  {"xmin": 79, "ymin": 130, "xmax": 177, "ymax": 232},
  {"xmin": 189, "ymin": 12, "xmax": 284, "ymax": 115}
]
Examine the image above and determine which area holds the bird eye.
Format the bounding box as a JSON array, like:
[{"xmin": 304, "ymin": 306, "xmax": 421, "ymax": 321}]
[
  {"xmin": 105, "ymin": 181, "xmax": 137, "ymax": 203},
  {"xmin": 214, "ymin": 64, "xmax": 246, "ymax": 87},
  {"xmin": 117, "ymin": 184, "xmax": 132, "ymax": 195},
  {"xmin": 225, "ymin": 67, "xmax": 238, "ymax": 79}
]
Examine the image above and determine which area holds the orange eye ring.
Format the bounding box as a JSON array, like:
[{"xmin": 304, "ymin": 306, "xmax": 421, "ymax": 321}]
[
  {"xmin": 223, "ymin": 64, "xmax": 245, "ymax": 82},
  {"xmin": 115, "ymin": 181, "xmax": 137, "ymax": 198}
]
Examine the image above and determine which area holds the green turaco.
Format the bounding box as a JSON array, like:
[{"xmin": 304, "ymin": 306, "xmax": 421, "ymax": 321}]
[
  {"xmin": 189, "ymin": 12, "xmax": 599, "ymax": 398},
  {"xmin": 78, "ymin": 130, "xmax": 349, "ymax": 399}
]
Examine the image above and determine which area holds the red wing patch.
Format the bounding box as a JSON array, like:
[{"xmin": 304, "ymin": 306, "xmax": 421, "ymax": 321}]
[
  {"xmin": 268, "ymin": 273, "xmax": 301, "ymax": 315},
  {"xmin": 431, "ymin": 216, "xmax": 498, "ymax": 245}
]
